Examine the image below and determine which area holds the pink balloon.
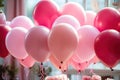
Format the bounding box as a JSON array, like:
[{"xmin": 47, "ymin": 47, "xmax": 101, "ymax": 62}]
[
  {"xmin": 85, "ymin": 11, "xmax": 96, "ymax": 26},
  {"xmin": 33, "ymin": 0, "xmax": 60, "ymax": 29},
  {"xmin": 25, "ymin": 26, "xmax": 50, "ymax": 62},
  {"xmin": 62, "ymin": 2, "xmax": 86, "ymax": 25},
  {"xmin": 48, "ymin": 23, "xmax": 79, "ymax": 63},
  {"xmin": 0, "ymin": 12, "xmax": 6, "ymax": 25},
  {"xmin": 5, "ymin": 27, "xmax": 28, "ymax": 59},
  {"xmin": 49, "ymin": 54, "xmax": 68, "ymax": 71},
  {"xmin": 18, "ymin": 55, "xmax": 35, "ymax": 68},
  {"xmin": 70, "ymin": 58, "xmax": 89, "ymax": 71},
  {"xmin": 53, "ymin": 15, "xmax": 80, "ymax": 30},
  {"xmin": 10, "ymin": 16, "xmax": 34, "ymax": 29},
  {"xmin": 89, "ymin": 55, "xmax": 99, "ymax": 64},
  {"xmin": 75, "ymin": 25, "xmax": 100, "ymax": 62}
]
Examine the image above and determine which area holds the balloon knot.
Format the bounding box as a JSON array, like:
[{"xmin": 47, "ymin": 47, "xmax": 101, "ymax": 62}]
[
  {"xmin": 41, "ymin": 62, "xmax": 43, "ymax": 65},
  {"xmin": 78, "ymin": 63, "xmax": 81, "ymax": 65},
  {"xmin": 61, "ymin": 61, "xmax": 63, "ymax": 64},
  {"xmin": 21, "ymin": 59, "xmax": 24, "ymax": 61},
  {"xmin": 110, "ymin": 68, "xmax": 114, "ymax": 71},
  {"xmin": 59, "ymin": 66, "xmax": 61, "ymax": 69},
  {"xmin": 64, "ymin": 70, "xmax": 66, "ymax": 72},
  {"xmin": 78, "ymin": 70, "xmax": 81, "ymax": 73}
]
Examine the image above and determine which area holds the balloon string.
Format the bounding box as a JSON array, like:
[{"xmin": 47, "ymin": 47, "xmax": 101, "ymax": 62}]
[{"xmin": 39, "ymin": 63, "xmax": 46, "ymax": 80}]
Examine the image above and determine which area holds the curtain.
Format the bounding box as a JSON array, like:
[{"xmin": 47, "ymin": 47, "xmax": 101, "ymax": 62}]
[
  {"xmin": 5, "ymin": 0, "xmax": 26, "ymax": 80},
  {"xmin": 5, "ymin": 0, "xmax": 25, "ymax": 21}
]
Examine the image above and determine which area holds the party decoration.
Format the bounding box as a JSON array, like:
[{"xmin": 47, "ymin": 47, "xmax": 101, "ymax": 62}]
[
  {"xmin": 94, "ymin": 29, "xmax": 120, "ymax": 67},
  {"xmin": 75, "ymin": 25, "xmax": 100, "ymax": 63},
  {"xmin": 85, "ymin": 11, "xmax": 96, "ymax": 26},
  {"xmin": 94, "ymin": 7, "xmax": 120, "ymax": 32},
  {"xmin": 48, "ymin": 23, "xmax": 79, "ymax": 63},
  {"xmin": 6, "ymin": 27, "xmax": 28, "ymax": 59},
  {"xmin": 0, "ymin": 11, "xmax": 6, "ymax": 25},
  {"xmin": 33, "ymin": 0, "xmax": 60, "ymax": 29},
  {"xmin": 25, "ymin": 26, "xmax": 50, "ymax": 62},
  {"xmin": 18, "ymin": 55, "xmax": 35, "ymax": 68},
  {"xmin": 10, "ymin": 16, "xmax": 34, "ymax": 29},
  {"xmin": 53, "ymin": 15, "xmax": 80, "ymax": 30},
  {"xmin": 62, "ymin": 2, "xmax": 86, "ymax": 25},
  {"xmin": 0, "ymin": 25, "xmax": 11, "ymax": 58}
]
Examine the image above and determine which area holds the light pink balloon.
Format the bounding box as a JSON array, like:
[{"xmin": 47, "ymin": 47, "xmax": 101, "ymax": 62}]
[
  {"xmin": 85, "ymin": 11, "xmax": 96, "ymax": 26},
  {"xmin": 10, "ymin": 16, "xmax": 34, "ymax": 29},
  {"xmin": 49, "ymin": 54, "xmax": 68, "ymax": 71},
  {"xmin": 18, "ymin": 55, "xmax": 35, "ymax": 68},
  {"xmin": 62, "ymin": 2, "xmax": 86, "ymax": 25},
  {"xmin": 5, "ymin": 27, "xmax": 28, "ymax": 59},
  {"xmin": 48, "ymin": 23, "xmax": 79, "ymax": 63},
  {"xmin": 52, "ymin": 15, "xmax": 80, "ymax": 30},
  {"xmin": 75, "ymin": 25, "xmax": 100, "ymax": 62},
  {"xmin": 0, "ymin": 12, "xmax": 6, "ymax": 25},
  {"xmin": 25, "ymin": 26, "xmax": 50, "ymax": 62}
]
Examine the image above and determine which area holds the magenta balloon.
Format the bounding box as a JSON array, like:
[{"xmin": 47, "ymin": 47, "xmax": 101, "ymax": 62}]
[
  {"xmin": 10, "ymin": 16, "xmax": 34, "ymax": 30},
  {"xmin": 94, "ymin": 7, "xmax": 120, "ymax": 32},
  {"xmin": 19, "ymin": 55, "xmax": 35, "ymax": 68},
  {"xmin": 85, "ymin": 11, "xmax": 96, "ymax": 26},
  {"xmin": 33, "ymin": 0, "xmax": 60, "ymax": 29},
  {"xmin": 5, "ymin": 27, "xmax": 28, "ymax": 59},
  {"xmin": 53, "ymin": 15, "xmax": 80, "ymax": 30},
  {"xmin": 94, "ymin": 29, "xmax": 120, "ymax": 67},
  {"xmin": 48, "ymin": 23, "xmax": 79, "ymax": 63},
  {"xmin": 0, "ymin": 25, "xmax": 11, "ymax": 58},
  {"xmin": 62, "ymin": 2, "xmax": 86, "ymax": 25},
  {"xmin": 25, "ymin": 26, "xmax": 50, "ymax": 62},
  {"xmin": 75, "ymin": 25, "xmax": 100, "ymax": 63}
]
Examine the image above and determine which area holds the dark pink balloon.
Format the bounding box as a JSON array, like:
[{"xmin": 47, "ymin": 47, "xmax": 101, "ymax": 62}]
[
  {"xmin": 33, "ymin": 0, "xmax": 60, "ymax": 29},
  {"xmin": 94, "ymin": 29, "xmax": 120, "ymax": 67},
  {"xmin": 62, "ymin": 2, "xmax": 86, "ymax": 25},
  {"xmin": 94, "ymin": 7, "xmax": 120, "ymax": 32},
  {"xmin": 0, "ymin": 25, "xmax": 11, "ymax": 58}
]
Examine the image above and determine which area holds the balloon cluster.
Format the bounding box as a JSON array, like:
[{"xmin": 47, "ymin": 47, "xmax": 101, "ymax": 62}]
[{"xmin": 0, "ymin": 0, "xmax": 120, "ymax": 72}]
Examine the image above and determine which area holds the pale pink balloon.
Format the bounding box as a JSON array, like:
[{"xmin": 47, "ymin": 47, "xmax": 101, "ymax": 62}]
[
  {"xmin": 0, "ymin": 11, "xmax": 6, "ymax": 25},
  {"xmin": 18, "ymin": 55, "xmax": 35, "ymax": 68},
  {"xmin": 62, "ymin": 2, "xmax": 86, "ymax": 25},
  {"xmin": 48, "ymin": 23, "xmax": 79, "ymax": 63},
  {"xmin": 49, "ymin": 54, "xmax": 68, "ymax": 71},
  {"xmin": 25, "ymin": 26, "xmax": 50, "ymax": 62},
  {"xmin": 52, "ymin": 15, "xmax": 80, "ymax": 30},
  {"xmin": 75, "ymin": 25, "xmax": 100, "ymax": 62},
  {"xmin": 5, "ymin": 27, "xmax": 28, "ymax": 59},
  {"xmin": 10, "ymin": 16, "xmax": 34, "ymax": 29},
  {"xmin": 85, "ymin": 11, "xmax": 96, "ymax": 26}
]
